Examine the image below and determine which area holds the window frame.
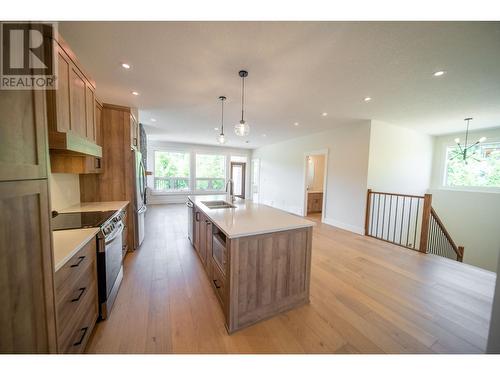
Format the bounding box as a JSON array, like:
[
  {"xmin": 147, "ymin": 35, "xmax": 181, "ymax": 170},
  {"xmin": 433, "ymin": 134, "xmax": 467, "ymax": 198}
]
[
  {"xmin": 440, "ymin": 140, "xmax": 500, "ymax": 193},
  {"xmin": 152, "ymin": 150, "xmax": 191, "ymax": 193},
  {"xmin": 194, "ymin": 153, "xmax": 227, "ymax": 193},
  {"xmin": 148, "ymin": 146, "xmax": 248, "ymax": 197}
]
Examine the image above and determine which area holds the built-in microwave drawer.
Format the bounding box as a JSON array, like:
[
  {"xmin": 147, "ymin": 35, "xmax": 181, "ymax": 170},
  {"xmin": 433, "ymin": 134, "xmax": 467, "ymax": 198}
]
[{"xmin": 212, "ymin": 233, "xmax": 227, "ymax": 274}]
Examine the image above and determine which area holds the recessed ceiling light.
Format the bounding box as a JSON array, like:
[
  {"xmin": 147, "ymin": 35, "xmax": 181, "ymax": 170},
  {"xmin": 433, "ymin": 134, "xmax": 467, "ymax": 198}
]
[
  {"xmin": 364, "ymin": 97, "xmax": 372, "ymax": 102},
  {"xmin": 321, "ymin": 112, "xmax": 328, "ymax": 117},
  {"xmin": 150, "ymin": 118, "xmax": 156, "ymax": 122},
  {"xmin": 294, "ymin": 122, "xmax": 299, "ymax": 126},
  {"xmin": 131, "ymin": 91, "xmax": 139, "ymax": 96},
  {"xmin": 214, "ymin": 127, "xmax": 219, "ymax": 131},
  {"xmin": 433, "ymin": 70, "xmax": 446, "ymax": 77},
  {"xmin": 121, "ymin": 63, "xmax": 131, "ymax": 69},
  {"xmin": 262, "ymin": 134, "xmax": 267, "ymax": 137}
]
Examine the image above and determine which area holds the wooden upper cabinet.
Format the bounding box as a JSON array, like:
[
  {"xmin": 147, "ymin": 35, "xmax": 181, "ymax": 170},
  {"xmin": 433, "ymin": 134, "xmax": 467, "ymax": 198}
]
[
  {"xmin": 0, "ymin": 180, "xmax": 57, "ymax": 353},
  {"xmin": 85, "ymin": 85, "xmax": 95, "ymax": 141},
  {"xmin": 69, "ymin": 66, "xmax": 87, "ymax": 138},
  {"xmin": 0, "ymin": 90, "xmax": 48, "ymax": 182},
  {"xmin": 47, "ymin": 36, "xmax": 100, "ymax": 158},
  {"xmin": 95, "ymin": 99, "xmax": 103, "ymax": 146},
  {"xmin": 54, "ymin": 45, "xmax": 71, "ymax": 133}
]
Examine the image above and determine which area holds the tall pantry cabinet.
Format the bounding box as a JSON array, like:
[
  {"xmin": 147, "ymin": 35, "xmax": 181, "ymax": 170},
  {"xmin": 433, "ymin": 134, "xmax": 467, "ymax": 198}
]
[{"xmin": 0, "ymin": 89, "xmax": 58, "ymax": 353}]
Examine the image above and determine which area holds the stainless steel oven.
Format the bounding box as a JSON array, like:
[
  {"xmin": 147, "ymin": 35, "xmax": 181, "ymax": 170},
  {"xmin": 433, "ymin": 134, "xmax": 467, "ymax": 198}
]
[{"xmin": 97, "ymin": 210, "xmax": 125, "ymax": 319}]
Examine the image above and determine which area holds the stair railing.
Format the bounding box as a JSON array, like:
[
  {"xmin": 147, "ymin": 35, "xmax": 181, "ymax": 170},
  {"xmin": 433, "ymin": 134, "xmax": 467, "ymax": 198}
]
[{"xmin": 365, "ymin": 189, "xmax": 464, "ymax": 261}]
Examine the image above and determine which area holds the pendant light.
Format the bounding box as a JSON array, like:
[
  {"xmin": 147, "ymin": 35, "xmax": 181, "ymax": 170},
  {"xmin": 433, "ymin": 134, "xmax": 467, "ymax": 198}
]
[
  {"xmin": 217, "ymin": 96, "xmax": 227, "ymax": 144},
  {"xmin": 234, "ymin": 70, "xmax": 250, "ymax": 136},
  {"xmin": 450, "ymin": 117, "xmax": 487, "ymax": 163}
]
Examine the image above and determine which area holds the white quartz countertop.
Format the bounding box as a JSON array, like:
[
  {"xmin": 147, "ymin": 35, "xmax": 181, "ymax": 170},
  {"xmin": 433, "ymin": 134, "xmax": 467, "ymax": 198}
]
[
  {"xmin": 188, "ymin": 195, "xmax": 314, "ymax": 239},
  {"xmin": 59, "ymin": 201, "xmax": 129, "ymax": 213},
  {"xmin": 52, "ymin": 228, "xmax": 99, "ymax": 271}
]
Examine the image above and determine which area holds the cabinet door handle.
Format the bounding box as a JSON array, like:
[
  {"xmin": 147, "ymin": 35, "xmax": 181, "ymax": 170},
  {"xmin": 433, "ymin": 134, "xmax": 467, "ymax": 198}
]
[
  {"xmin": 206, "ymin": 220, "xmax": 210, "ymax": 225},
  {"xmin": 195, "ymin": 212, "xmax": 200, "ymax": 221},
  {"xmin": 73, "ymin": 327, "xmax": 89, "ymax": 346},
  {"xmin": 70, "ymin": 256, "xmax": 85, "ymax": 268},
  {"xmin": 71, "ymin": 287, "xmax": 86, "ymax": 302},
  {"xmin": 213, "ymin": 279, "xmax": 221, "ymax": 289}
]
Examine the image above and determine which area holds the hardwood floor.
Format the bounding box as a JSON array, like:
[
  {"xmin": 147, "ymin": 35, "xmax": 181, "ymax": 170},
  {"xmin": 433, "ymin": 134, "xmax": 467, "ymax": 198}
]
[{"xmin": 86, "ymin": 204, "xmax": 496, "ymax": 354}]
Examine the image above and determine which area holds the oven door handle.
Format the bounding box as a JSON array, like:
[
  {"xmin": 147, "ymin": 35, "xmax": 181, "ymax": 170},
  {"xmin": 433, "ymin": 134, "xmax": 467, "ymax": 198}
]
[{"xmin": 105, "ymin": 222, "xmax": 124, "ymax": 245}]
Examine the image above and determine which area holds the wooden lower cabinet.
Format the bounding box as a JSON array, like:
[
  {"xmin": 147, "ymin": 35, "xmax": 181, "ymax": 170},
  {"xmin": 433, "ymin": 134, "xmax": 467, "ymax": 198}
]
[
  {"xmin": 307, "ymin": 192, "xmax": 323, "ymax": 213},
  {"xmin": 190, "ymin": 204, "xmax": 312, "ymax": 334},
  {"xmin": 0, "ymin": 180, "xmax": 57, "ymax": 353},
  {"xmin": 54, "ymin": 238, "xmax": 98, "ymax": 353}
]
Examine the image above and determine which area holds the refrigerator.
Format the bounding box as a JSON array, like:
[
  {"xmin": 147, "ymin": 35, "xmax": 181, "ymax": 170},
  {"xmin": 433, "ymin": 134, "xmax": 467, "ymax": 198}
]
[{"xmin": 133, "ymin": 149, "xmax": 147, "ymax": 248}]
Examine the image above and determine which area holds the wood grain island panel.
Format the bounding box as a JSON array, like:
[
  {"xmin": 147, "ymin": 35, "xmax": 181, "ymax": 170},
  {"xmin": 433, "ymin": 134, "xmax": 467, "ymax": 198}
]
[{"xmin": 189, "ymin": 196, "xmax": 313, "ymax": 333}]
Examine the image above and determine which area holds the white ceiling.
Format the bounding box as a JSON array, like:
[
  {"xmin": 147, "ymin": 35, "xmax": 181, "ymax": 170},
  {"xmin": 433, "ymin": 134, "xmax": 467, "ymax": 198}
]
[{"xmin": 59, "ymin": 21, "xmax": 500, "ymax": 149}]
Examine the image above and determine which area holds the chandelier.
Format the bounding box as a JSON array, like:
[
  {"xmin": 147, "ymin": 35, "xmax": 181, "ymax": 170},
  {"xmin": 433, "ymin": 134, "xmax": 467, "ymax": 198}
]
[{"xmin": 450, "ymin": 117, "xmax": 486, "ymax": 163}]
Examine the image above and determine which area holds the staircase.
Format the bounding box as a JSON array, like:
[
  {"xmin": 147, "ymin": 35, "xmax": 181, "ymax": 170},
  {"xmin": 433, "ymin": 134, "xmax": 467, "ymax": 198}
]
[{"xmin": 364, "ymin": 189, "xmax": 464, "ymax": 262}]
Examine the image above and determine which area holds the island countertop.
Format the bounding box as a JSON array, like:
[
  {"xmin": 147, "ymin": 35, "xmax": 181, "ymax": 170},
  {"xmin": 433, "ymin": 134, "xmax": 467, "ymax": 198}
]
[{"xmin": 188, "ymin": 194, "xmax": 314, "ymax": 239}]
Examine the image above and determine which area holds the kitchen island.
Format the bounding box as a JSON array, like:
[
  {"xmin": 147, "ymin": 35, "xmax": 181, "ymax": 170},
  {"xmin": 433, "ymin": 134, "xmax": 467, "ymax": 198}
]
[{"xmin": 188, "ymin": 195, "xmax": 314, "ymax": 333}]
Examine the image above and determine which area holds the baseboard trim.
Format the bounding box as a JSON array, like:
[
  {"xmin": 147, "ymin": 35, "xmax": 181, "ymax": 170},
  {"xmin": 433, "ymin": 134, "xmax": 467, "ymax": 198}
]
[{"xmin": 322, "ymin": 217, "xmax": 364, "ymax": 235}]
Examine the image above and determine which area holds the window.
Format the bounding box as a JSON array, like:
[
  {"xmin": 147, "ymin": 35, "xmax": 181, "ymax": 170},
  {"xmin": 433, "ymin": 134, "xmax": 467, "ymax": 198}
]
[
  {"xmin": 444, "ymin": 142, "xmax": 500, "ymax": 188},
  {"xmin": 195, "ymin": 154, "xmax": 226, "ymax": 191},
  {"xmin": 154, "ymin": 151, "xmax": 190, "ymax": 192}
]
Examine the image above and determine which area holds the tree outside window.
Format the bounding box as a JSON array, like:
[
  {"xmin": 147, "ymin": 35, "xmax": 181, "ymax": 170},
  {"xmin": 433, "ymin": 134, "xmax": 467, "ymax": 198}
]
[
  {"xmin": 154, "ymin": 151, "xmax": 190, "ymax": 191},
  {"xmin": 196, "ymin": 154, "xmax": 226, "ymax": 191},
  {"xmin": 445, "ymin": 142, "xmax": 500, "ymax": 188}
]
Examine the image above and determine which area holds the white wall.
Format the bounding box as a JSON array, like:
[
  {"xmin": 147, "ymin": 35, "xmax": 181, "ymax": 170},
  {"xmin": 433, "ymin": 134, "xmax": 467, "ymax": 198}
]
[
  {"xmin": 429, "ymin": 189, "xmax": 500, "ymax": 272},
  {"xmin": 49, "ymin": 173, "xmax": 80, "ymax": 211},
  {"xmin": 147, "ymin": 140, "xmax": 251, "ymax": 204},
  {"xmin": 368, "ymin": 120, "xmax": 434, "ymax": 195},
  {"xmin": 252, "ymin": 120, "xmax": 371, "ymax": 234}
]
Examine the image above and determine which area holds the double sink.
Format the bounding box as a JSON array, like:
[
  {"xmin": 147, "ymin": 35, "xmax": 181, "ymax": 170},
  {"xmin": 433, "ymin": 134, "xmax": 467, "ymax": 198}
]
[{"xmin": 201, "ymin": 200, "xmax": 236, "ymax": 209}]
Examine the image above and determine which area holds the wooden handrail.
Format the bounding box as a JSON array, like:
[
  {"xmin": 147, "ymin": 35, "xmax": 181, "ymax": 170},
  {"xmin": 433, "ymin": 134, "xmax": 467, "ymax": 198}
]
[
  {"xmin": 369, "ymin": 191, "xmax": 425, "ymax": 199},
  {"xmin": 430, "ymin": 207, "xmax": 464, "ymax": 261}
]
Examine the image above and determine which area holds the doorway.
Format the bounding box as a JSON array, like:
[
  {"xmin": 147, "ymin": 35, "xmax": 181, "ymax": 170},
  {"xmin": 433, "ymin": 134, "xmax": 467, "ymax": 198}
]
[
  {"xmin": 230, "ymin": 162, "xmax": 246, "ymax": 198},
  {"xmin": 303, "ymin": 150, "xmax": 328, "ymax": 222}
]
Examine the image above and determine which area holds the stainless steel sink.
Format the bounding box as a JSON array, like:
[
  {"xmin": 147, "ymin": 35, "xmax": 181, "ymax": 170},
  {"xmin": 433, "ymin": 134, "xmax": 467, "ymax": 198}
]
[{"xmin": 201, "ymin": 200, "xmax": 236, "ymax": 209}]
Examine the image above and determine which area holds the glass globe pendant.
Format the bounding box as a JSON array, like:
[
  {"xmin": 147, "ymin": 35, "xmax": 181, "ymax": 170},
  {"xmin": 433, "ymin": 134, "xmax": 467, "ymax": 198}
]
[
  {"xmin": 235, "ymin": 120, "xmax": 250, "ymax": 137},
  {"xmin": 217, "ymin": 96, "xmax": 227, "ymax": 144},
  {"xmin": 234, "ymin": 70, "xmax": 250, "ymax": 136}
]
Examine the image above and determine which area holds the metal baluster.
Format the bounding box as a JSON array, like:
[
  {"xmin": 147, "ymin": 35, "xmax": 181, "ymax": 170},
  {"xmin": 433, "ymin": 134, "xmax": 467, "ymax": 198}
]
[
  {"xmin": 387, "ymin": 195, "xmax": 393, "ymax": 240},
  {"xmin": 376, "ymin": 194, "xmax": 381, "ymax": 238},
  {"xmin": 413, "ymin": 198, "xmax": 420, "ymax": 250},
  {"xmin": 370, "ymin": 193, "xmax": 375, "ymax": 236},
  {"xmin": 400, "ymin": 197, "xmax": 405, "ymax": 245},
  {"xmin": 381, "ymin": 194, "xmax": 386, "ymax": 240},
  {"xmin": 406, "ymin": 198, "xmax": 412, "ymax": 248},
  {"xmin": 393, "ymin": 196, "xmax": 399, "ymax": 243}
]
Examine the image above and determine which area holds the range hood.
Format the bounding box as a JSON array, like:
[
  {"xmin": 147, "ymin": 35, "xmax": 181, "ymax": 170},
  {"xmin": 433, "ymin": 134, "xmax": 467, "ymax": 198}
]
[{"xmin": 49, "ymin": 131, "xmax": 102, "ymax": 158}]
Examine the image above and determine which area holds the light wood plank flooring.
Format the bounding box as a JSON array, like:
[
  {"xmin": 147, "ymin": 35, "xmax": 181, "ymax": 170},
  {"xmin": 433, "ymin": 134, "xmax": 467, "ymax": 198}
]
[{"xmin": 86, "ymin": 204, "xmax": 496, "ymax": 353}]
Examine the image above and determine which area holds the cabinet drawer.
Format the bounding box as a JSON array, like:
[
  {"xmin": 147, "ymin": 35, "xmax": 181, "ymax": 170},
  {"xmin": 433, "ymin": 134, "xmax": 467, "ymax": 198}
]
[
  {"xmin": 55, "ymin": 238, "xmax": 96, "ymax": 298},
  {"xmin": 56, "ymin": 260, "xmax": 96, "ymax": 335},
  {"xmin": 212, "ymin": 233, "xmax": 227, "ymax": 274},
  {"xmin": 211, "ymin": 260, "xmax": 226, "ymax": 307},
  {"xmin": 58, "ymin": 282, "xmax": 98, "ymax": 354}
]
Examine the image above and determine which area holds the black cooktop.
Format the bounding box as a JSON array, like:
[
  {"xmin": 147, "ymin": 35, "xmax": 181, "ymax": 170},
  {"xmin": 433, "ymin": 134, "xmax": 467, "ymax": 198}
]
[{"xmin": 51, "ymin": 211, "xmax": 116, "ymax": 231}]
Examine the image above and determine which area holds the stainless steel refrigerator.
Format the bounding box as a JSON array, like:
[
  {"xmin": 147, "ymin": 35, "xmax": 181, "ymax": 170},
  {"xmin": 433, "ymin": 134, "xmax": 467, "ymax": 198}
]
[{"xmin": 133, "ymin": 149, "xmax": 147, "ymax": 248}]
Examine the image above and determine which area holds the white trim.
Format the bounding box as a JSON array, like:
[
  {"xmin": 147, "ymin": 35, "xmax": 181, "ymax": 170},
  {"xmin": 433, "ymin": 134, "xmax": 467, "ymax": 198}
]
[
  {"xmin": 323, "ymin": 216, "xmax": 364, "ymax": 235},
  {"xmin": 302, "ymin": 148, "xmax": 329, "ymax": 222}
]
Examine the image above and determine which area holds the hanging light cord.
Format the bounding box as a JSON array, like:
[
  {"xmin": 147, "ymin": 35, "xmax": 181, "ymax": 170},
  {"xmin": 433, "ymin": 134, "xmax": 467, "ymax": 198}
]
[
  {"xmin": 241, "ymin": 75, "xmax": 245, "ymax": 122},
  {"xmin": 221, "ymin": 98, "xmax": 224, "ymax": 135}
]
